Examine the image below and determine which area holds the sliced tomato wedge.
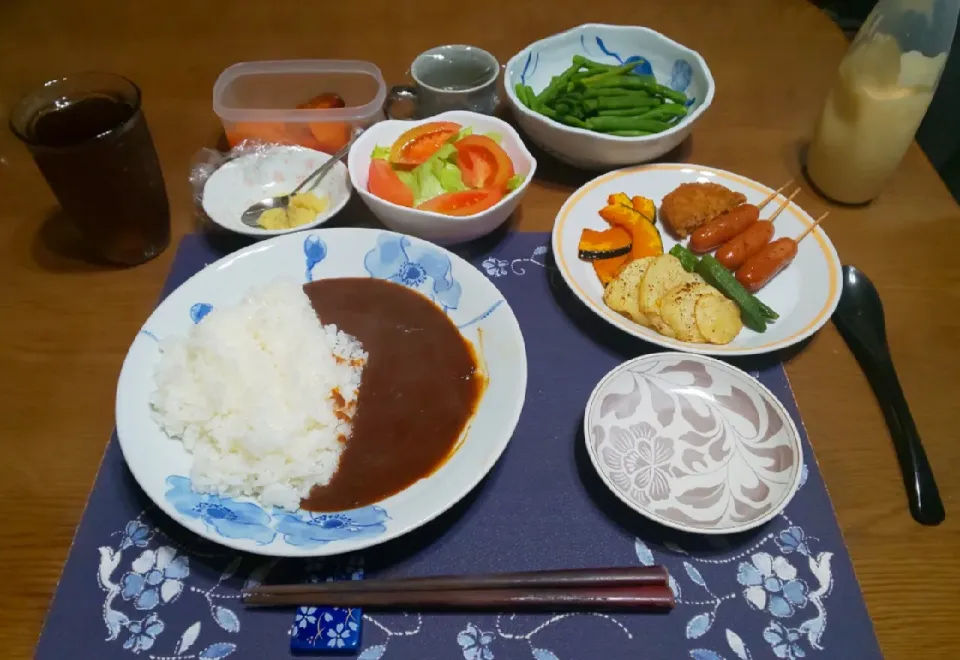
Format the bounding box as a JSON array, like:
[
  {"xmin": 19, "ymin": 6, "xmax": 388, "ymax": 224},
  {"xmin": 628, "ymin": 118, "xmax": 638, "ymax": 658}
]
[
  {"xmin": 295, "ymin": 93, "xmax": 351, "ymax": 151},
  {"xmin": 368, "ymin": 160, "xmax": 414, "ymax": 207},
  {"xmin": 454, "ymin": 135, "xmax": 515, "ymax": 190},
  {"xmin": 308, "ymin": 121, "xmax": 352, "ymax": 153},
  {"xmin": 297, "ymin": 92, "xmax": 346, "ymax": 110},
  {"xmin": 417, "ymin": 187, "xmax": 503, "ymax": 216},
  {"xmin": 389, "ymin": 121, "xmax": 461, "ymax": 167}
]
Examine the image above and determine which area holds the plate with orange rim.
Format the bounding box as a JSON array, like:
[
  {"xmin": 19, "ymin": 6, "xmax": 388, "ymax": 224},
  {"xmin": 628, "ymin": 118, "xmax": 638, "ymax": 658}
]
[{"xmin": 551, "ymin": 164, "xmax": 842, "ymax": 356}]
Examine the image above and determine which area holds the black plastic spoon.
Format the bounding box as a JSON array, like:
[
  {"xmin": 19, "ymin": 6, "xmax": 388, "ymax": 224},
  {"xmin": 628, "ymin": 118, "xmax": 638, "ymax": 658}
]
[{"xmin": 832, "ymin": 265, "xmax": 945, "ymax": 525}]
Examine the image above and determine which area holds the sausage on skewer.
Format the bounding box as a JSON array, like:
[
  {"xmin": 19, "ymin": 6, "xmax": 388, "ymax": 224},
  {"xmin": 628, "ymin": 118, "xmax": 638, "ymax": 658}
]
[
  {"xmin": 735, "ymin": 212, "xmax": 830, "ymax": 292},
  {"xmin": 688, "ymin": 184, "xmax": 797, "ymax": 254},
  {"xmin": 714, "ymin": 187, "xmax": 799, "ymax": 269}
]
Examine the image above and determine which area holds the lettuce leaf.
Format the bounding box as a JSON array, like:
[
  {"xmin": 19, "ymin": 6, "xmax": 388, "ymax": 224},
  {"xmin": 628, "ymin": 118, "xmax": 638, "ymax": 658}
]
[
  {"xmin": 505, "ymin": 173, "xmax": 526, "ymax": 191},
  {"xmin": 378, "ymin": 140, "xmax": 471, "ymax": 206},
  {"xmin": 414, "ymin": 164, "xmax": 445, "ymax": 205},
  {"xmin": 409, "ymin": 143, "xmax": 463, "ymax": 204},
  {"xmin": 432, "ymin": 143, "xmax": 456, "ymax": 161},
  {"xmin": 371, "ymin": 145, "xmax": 391, "ymax": 160},
  {"xmin": 451, "ymin": 126, "xmax": 473, "ymax": 142},
  {"xmin": 395, "ymin": 170, "xmax": 417, "ymax": 199},
  {"xmin": 483, "ymin": 132, "xmax": 503, "ymax": 144},
  {"xmin": 435, "ymin": 160, "xmax": 467, "ymax": 193}
]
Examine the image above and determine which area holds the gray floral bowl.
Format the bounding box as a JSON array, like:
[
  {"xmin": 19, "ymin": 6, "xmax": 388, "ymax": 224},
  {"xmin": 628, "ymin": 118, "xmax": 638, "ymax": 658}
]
[{"xmin": 584, "ymin": 353, "xmax": 803, "ymax": 535}]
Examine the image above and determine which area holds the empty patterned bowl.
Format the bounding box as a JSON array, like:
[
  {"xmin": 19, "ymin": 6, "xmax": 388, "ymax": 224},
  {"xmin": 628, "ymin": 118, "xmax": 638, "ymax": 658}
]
[
  {"xmin": 504, "ymin": 24, "xmax": 715, "ymax": 169},
  {"xmin": 584, "ymin": 353, "xmax": 803, "ymax": 535}
]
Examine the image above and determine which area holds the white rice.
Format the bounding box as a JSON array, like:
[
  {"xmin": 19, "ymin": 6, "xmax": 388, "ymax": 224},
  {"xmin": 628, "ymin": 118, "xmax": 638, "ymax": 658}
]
[{"xmin": 150, "ymin": 279, "xmax": 366, "ymax": 511}]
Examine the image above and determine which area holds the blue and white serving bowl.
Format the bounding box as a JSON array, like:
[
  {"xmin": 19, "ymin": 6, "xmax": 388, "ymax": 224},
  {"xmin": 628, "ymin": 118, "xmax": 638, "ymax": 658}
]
[
  {"xmin": 505, "ymin": 24, "xmax": 715, "ymax": 169},
  {"xmin": 115, "ymin": 227, "xmax": 527, "ymax": 557}
]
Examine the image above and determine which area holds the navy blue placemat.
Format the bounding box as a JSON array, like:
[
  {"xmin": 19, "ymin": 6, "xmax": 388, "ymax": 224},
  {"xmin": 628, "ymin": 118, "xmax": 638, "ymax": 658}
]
[{"xmin": 36, "ymin": 232, "xmax": 882, "ymax": 660}]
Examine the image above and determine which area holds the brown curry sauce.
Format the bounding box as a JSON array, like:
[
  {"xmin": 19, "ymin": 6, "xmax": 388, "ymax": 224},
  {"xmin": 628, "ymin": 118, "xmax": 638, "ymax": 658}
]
[{"xmin": 301, "ymin": 278, "xmax": 484, "ymax": 512}]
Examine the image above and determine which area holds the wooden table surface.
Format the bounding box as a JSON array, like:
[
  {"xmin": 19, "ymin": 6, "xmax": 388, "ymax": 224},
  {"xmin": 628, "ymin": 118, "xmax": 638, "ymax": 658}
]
[{"xmin": 2, "ymin": 0, "xmax": 958, "ymax": 657}]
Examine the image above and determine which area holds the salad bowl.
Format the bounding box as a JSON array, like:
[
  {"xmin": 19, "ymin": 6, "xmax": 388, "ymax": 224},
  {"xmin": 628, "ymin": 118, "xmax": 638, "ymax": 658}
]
[{"xmin": 348, "ymin": 110, "xmax": 536, "ymax": 245}]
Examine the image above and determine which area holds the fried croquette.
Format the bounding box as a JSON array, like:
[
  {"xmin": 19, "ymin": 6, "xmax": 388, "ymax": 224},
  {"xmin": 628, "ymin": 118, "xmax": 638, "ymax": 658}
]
[{"xmin": 660, "ymin": 183, "xmax": 747, "ymax": 238}]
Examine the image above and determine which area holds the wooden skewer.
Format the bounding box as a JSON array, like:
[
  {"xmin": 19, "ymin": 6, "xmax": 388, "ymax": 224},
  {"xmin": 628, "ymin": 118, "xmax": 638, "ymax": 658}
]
[
  {"xmin": 756, "ymin": 179, "xmax": 795, "ymax": 210},
  {"xmin": 797, "ymin": 211, "xmax": 829, "ymax": 242},
  {"xmin": 764, "ymin": 187, "xmax": 801, "ymax": 222}
]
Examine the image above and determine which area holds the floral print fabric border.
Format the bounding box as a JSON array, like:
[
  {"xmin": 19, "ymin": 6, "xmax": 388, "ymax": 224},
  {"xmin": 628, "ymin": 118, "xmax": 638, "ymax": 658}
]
[{"xmin": 35, "ymin": 233, "xmax": 881, "ymax": 660}]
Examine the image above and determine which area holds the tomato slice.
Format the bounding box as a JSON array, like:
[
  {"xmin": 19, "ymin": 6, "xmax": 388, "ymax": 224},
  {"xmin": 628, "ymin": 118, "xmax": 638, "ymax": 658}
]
[
  {"xmin": 454, "ymin": 135, "xmax": 515, "ymax": 190},
  {"xmin": 368, "ymin": 160, "xmax": 414, "ymax": 207},
  {"xmin": 417, "ymin": 187, "xmax": 503, "ymax": 216},
  {"xmin": 295, "ymin": 93, "xmax": 351, "ymax": 152},
  {"xmin": 308, "ymin": 121, "xmax": 352, "ymax": 153},
  {"xmin": 297, "ymin": 92, "xmax": 346, "ymax": 110},
  {"xmin": 389, "ymin": 121, "xmax": 461, "ymax": 167}
]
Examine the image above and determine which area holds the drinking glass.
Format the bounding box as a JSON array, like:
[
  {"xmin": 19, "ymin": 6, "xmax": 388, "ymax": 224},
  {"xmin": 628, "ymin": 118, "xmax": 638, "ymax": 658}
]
[{"xmin": 10, "ymin": 73, "xmax": 170, "ymax": 265}]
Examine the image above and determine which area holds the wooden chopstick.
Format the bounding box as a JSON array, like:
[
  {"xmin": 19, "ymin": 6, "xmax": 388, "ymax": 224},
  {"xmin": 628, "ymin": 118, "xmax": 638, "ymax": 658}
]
[
  {"xmin": 243, "ymin": 566, "xmax": 668, "ymax": 598},
  {"xmin": 756, "ymin": 179, "xmax": 794, "ymax": 210},
  {"xmin": 244, "ymin": 584, "xmax": 676, "ymax": 612}
]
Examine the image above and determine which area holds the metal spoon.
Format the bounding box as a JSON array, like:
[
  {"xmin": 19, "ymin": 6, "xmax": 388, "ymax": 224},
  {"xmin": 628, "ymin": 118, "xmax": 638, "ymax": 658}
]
[
  {"xmin": 832, "ymin": 265, "xmax": 945, "ymax": 525},
  {"xmin": 241, "ymin": 131, "xmax": 361, "ymax": 228}
]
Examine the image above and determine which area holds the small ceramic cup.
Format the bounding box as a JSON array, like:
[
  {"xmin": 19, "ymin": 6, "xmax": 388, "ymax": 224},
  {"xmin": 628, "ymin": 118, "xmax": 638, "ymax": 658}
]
[{"xmin": 386, "ymin": 45, "xmax": 500, "ymax": 119}]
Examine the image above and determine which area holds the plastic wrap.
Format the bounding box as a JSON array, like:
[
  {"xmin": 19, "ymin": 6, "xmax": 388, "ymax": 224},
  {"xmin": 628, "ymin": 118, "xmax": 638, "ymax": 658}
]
[{"xmin": 189, "ymin": 140, "xmax": 283, "ymax": 213}]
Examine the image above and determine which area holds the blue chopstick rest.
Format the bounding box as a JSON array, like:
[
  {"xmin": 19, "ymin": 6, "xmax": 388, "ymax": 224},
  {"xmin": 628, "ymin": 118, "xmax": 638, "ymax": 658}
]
[{"xmin": 290, "ymin": 558, "xmax": 363, "ymax": 654}]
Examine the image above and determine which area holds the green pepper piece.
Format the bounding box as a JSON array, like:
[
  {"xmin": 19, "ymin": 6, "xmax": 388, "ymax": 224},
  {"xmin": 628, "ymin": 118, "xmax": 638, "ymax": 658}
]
[
  {"xmin": 669, "ymin": 244, "xmax": 699, "ymax": 272},
  {"xmin": 695, "ymin": 253, "xmax": 778, "ymax": 331}
]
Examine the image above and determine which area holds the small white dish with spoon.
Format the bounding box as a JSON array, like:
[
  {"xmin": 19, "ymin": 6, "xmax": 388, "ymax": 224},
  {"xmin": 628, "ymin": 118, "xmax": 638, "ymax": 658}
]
[{"xmin": 201, "ymin": 145, "xmax": 352, "ymax": 237}]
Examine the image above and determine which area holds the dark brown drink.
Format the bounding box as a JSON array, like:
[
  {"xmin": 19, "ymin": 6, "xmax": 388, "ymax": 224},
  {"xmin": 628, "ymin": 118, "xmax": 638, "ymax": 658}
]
[{"xmin": 10, "ymin": 74, "xmax": 170, "ymax": 266}]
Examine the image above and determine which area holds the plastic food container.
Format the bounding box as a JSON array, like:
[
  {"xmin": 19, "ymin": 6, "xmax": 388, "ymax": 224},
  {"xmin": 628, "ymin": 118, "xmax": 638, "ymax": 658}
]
[{"xmin": 213, "ymin": 60, "xmax": 387, "ymax": 154}]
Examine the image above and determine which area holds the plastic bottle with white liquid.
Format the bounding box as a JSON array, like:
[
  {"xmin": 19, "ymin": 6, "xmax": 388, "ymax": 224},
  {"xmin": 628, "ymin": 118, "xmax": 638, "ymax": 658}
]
[{"xmin": 806, "ymin": 0, "xmax": 958, "ymax": 204}]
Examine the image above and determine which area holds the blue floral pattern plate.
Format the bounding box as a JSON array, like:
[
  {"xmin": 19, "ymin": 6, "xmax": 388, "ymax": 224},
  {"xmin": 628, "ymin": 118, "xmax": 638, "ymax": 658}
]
[{"xmin": 115, "ymin": 228, "xmax": 527, "ymax": 557}]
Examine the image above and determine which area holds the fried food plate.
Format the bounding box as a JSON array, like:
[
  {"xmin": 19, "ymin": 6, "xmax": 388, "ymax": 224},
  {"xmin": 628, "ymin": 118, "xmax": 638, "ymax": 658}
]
[{"xmin": 552, "ymin": 164, "xmax": 842, "ymax": 356}]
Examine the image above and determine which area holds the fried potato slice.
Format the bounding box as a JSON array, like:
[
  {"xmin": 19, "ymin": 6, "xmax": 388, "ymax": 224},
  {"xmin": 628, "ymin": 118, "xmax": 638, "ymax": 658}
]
[
  {"xmin": 639, "ymin": 255, "xmax": 703, "ymax": 331},
  {"xmin": 660, "ymin": 282, "xmax": 717, "ymax": 342},
  {"xmin": 695, "ymin": 293, "xmax": 743, "ymax": 344},
  {"xmin": 639, "ymin": 255, "xmax": 689, "ymax": 316},
  {"xmin": 603, "ymin": 257, "xmax": 655, "ymax": 326}
]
